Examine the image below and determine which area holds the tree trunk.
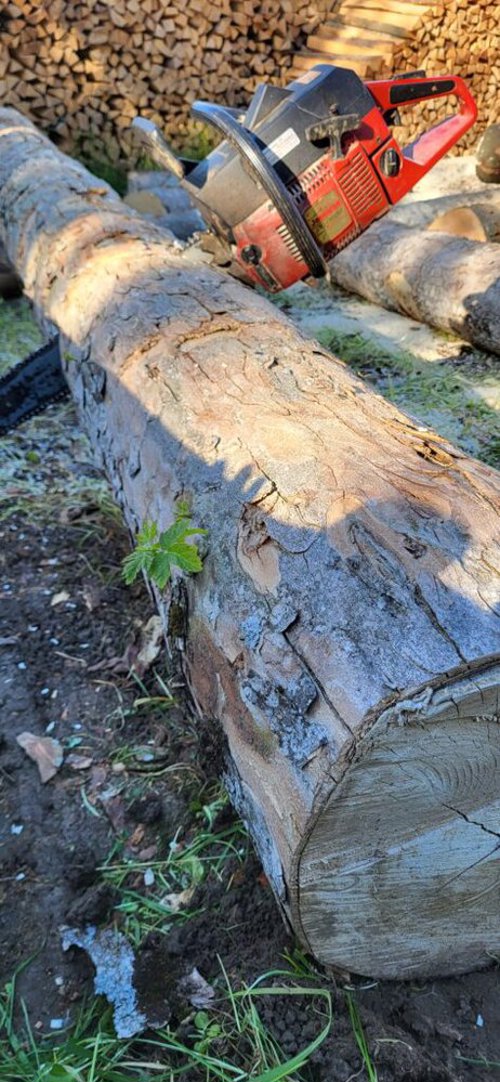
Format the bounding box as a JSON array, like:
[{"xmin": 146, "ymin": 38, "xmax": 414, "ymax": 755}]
[
  {"xmin": 1, "ymin": 108, "xmax": 499, "ymax": 980},
  {"xmin": 329, "ymin": 219, "xmax": 500, "ymax": 354}
]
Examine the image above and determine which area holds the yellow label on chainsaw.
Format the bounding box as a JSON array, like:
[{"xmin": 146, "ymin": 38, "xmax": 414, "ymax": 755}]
[{"xmin": 304, "ymin": 194, "xmax": 352, "ymax": 245}]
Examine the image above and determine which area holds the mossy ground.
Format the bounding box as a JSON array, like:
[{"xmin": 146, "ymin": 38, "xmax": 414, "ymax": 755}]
[{"xmin": 315, "ymin": 327, "xmax": 499, "ymax": 468}]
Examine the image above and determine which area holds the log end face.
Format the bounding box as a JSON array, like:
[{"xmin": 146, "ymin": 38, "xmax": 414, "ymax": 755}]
[{"xmin": 297, "ymin": 663, "xmax": 500, "ymax": 979}]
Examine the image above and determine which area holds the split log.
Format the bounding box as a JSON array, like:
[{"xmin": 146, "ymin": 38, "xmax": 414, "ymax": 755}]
[
  {"xmin": 389, "ymin": 187, "xmax": 500, "ymax": 231},
  {"xmin": 328, "ymin": 220, "xmax": 500, "ymax": 354},
  {"xmin": 1, "ymin": 109, "xmax": 499, "ymax": 980},
  {"xmin": 427, "ymin": 204, "xmax": 500, "ymax": 243}
]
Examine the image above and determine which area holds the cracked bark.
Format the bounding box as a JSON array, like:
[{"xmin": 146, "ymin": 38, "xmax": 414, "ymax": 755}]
[{"xmin": 1, "ymin": 109, "xmax": 499, "ymax": 979}]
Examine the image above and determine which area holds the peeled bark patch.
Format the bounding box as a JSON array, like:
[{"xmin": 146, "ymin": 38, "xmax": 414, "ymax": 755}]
[{"xmin": 1, "ymin": 109, "xmax": 499, "ymax": 979}]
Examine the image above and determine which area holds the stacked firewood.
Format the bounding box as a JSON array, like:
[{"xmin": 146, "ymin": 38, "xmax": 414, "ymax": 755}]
[
  {"xmin": 387, "ymin": 0, "xmax": 499, "ymax": 152},
  {"xmin": 0, "ymin": 0, "xmax": 496, "ymax": 163},
  {"xmin": 0, "ymin": 0, "xmax": 332, "ymax": 163}
]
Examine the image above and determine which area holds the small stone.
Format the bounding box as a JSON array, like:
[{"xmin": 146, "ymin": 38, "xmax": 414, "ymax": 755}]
[
  {"xmin": 17, "ymin": 662, "xmax": 27, "ymax": 670},
  {"xmin": 11, "ymin": 823, "xmax": 24, "ymax": 835},
  {"xmin": 476, "ymin": 1014, "xmax": 485, "ymax": 1027},
  {"xmin": 49, "ymin": 1019, "xmax": 65, "ymax": 1030},
  {"xmin": 144, "ymin": 868, "xmax": 155, "ymax": 887},
  {"xmin": 41, "ymin": 688, "xmax": 50, "ymax": 696},
  {"xmin": 476, "ymin": 125, "xmax": 500, "ymax": 184}
]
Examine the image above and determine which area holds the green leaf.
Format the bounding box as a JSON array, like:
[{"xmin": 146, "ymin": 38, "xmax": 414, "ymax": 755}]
[
  {"xmin": 121, "ymin": 547, "xmax": 154, "ymax": 584},
  {"xmin": 136, "ymin": 520, "xmax": 159, "ymax": 546},
  {"xmin": 167, "ymin": 540, "xmax": 203, "ymax": 574},
  {"xmin": 149, "ymin": 551, "xmax": 172, "ymax": 589}
]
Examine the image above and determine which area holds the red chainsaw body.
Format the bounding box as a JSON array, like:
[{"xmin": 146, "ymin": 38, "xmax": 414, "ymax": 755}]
[{"xmin": 231, "ymin": 76, "xmax": 477, "ymax": 291}]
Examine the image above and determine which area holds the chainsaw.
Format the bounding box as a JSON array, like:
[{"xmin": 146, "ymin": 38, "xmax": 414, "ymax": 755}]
[{"xmin": 0, "ymin": 64, "xmax": 476, "ymax": 432}]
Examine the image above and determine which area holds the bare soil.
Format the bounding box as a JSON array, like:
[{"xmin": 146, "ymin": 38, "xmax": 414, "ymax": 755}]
[{"xmin": 1, "ymin": 349, "xmax": 500, "ymax": 1081}]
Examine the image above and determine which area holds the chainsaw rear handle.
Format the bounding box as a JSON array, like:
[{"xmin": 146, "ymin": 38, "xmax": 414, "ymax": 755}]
[{"xmin": 366, "ymin": 74, "xmax": 477, "ymax": 173}]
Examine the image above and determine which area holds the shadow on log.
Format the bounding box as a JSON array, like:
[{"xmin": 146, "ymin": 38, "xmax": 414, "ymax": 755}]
[{"xmin": 1, "ymin": 109, "xmax": 499, "ymax": 980}]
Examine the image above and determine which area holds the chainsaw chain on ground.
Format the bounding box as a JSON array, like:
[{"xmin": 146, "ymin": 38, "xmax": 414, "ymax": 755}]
[{"xmin": 0, "ymin": 337, "xmax": 70, "ymax": 434}]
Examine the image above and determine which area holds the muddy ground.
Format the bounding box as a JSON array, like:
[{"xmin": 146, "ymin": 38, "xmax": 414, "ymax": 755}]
[{"xmin": 1, "ymin": 297, "xmax": 500, "ymax": 1081}]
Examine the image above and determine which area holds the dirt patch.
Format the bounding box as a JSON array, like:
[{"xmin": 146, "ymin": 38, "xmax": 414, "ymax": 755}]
[{"xmin": 1, "ymin": 326, "xmax": 500, "ymax": 1079}]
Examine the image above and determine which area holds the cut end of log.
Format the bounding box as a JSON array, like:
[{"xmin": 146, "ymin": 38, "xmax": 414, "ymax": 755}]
[{"xmin": 297, "ymin": 662, "xmax": 500, "ymax": 979}]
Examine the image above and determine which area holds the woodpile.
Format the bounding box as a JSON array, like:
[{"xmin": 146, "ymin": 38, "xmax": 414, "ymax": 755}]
[
  {"xmin": 387, "ymin": 0, "xmax": 499, "ymax": 153},
  {"xmin": 0, "ymin": 0, "xmax": 496, "ymax": 163},
  {"xmin": 290, "ymin": 0, "xmax": 431, "ymax": 80},
  {"xmin": 0, "ymin": 0, "xmax": 332, "ymax": 163}
]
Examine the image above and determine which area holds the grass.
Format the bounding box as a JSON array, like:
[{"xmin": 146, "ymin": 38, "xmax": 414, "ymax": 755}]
[
  {"xmin": 0, "ymin": 297, "xmax": 43, "ymax": 375},
  {"xmin": 0, "ymin": 962, "xmax": 332, "ymax": 1082},
  {"xmin": 456, "ymin": 1055, "xmax": 500, "ymax": 1069},
  {"xmin": 345, "ymin": 992, "xmax": 378, "ymax": 1082},
  {"xmin": 0, "ymin": 302, "xmax": 124, "ymax": 535},
  {"xmin": 100, "ymin": 788, "xmax": 248, "ymax": 946},
  {"xmin": 316, "ymin": 328, "xmax": 500, "ymax": 468}
]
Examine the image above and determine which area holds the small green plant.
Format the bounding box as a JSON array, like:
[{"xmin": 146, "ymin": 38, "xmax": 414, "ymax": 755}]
[{"xmin": 122, "ymin": 504, "xmax": 207, "ymax": 590}]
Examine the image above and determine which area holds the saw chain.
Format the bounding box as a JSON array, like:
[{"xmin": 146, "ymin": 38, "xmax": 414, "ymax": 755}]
[{"xmin": 0, "ymin": 338, "xmax": 69, "ymax": 435}]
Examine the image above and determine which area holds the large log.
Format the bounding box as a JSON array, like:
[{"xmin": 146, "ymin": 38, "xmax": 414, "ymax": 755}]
[
  {"xmin": 1, "ymin": 109, "xmax": 499, "ymax": 980},
  {"xmin": 328, "ymin": 218, "xmax": 500, "ymax": 354}
]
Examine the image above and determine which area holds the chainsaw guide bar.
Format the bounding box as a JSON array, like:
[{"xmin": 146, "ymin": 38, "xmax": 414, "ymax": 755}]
[{"xmin": 0, "ymin": 339, "xmax": 68, "ymax": 435}]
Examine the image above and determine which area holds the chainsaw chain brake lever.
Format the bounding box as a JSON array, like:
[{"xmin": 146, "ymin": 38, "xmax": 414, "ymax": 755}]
[
  {"xmin": 191, "ymin": 100, "xmax": 329, "ymax": 279},
  {"xmin": 131, "ymin": 116, "xmax": 186, "ymax": 180}
]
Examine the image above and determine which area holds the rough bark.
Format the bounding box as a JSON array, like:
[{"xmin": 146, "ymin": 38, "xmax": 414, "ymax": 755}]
[
  {"xmin": 329, "ymin": 219, "xmax": 500, "ymax": 354},
  {"xmin": 1, "ymin": 109, "xmax": 499, "ymax": 980}
]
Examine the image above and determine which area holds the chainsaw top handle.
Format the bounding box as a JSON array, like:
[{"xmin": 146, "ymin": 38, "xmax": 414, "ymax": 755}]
[
  {"xmin": 366, "ymin": 74, "xmax": 477, "ymax": 177},
  {"xmin": 191, "ymin": 99, "xmax": 329, "ymax": 279}
]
